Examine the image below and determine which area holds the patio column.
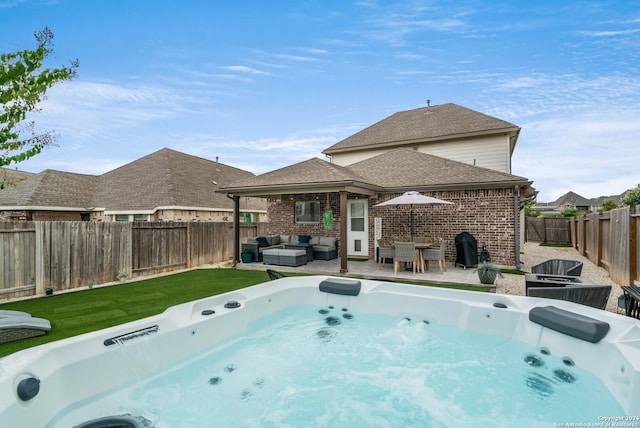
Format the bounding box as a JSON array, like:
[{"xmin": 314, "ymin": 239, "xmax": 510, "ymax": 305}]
[
  {"xmin": 229, "ymin": 194, "xmax": 240, "ymax": 267},
  {"xmin": 340, "ymin": 190, "xmax": 348, "ymax": 273}
]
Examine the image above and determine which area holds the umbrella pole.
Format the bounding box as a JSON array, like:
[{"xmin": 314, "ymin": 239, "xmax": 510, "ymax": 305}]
[{"xmin": 410, "ymin": 204, "xmax": 414, "ymax": 241}]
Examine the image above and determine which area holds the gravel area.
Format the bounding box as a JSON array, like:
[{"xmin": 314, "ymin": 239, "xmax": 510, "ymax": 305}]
[{"xmin": 495, "ymin": 241, "xmax": 623, "ymax": 314}]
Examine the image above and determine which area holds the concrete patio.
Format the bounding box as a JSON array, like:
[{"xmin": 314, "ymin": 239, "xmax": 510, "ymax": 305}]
[{"xmin": 235, "ymin": 255, "xmax": 494, "ymax": 290}]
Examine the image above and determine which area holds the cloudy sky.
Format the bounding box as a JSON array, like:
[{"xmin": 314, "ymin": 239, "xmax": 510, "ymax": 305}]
[{"xmin": 1, "ymin": 0, "xmax": 638, "ymax": 201}]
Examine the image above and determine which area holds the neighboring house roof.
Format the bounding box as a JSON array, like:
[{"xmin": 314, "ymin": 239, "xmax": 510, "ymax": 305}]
[
  {"xmin": 95, "ymin": 148, "xmax": 264, "ymax": 212},
  {"xmin": 0, "ymin": 170, "xmax": 97, "ymax": 210},
  {"xmin": 323, "ymin": 103, "xmax": 520, "ymax": 155},
  {"xmin": 552, "ymin": 191, "xmax": 593, "ymax": 209},
  {"xmin": 0, "ymin": 148, "xmax": 266, "ymax": 213},
  {"xmin": 221, "ymin": 148, "xmax": 535, "ymax": 197},
  {"xmin": 0, "ymin": 168, "xmax": 34, "ymax": 188}
]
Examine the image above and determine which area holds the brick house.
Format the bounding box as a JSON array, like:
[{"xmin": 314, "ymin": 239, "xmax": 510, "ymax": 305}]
[
  {"xmin": 220, "ymin": 103, "xmax": 535, "ymax": 272},
  {"xmin": 0, "ymin": 148, "xmax": 267, "ymax": 222}
]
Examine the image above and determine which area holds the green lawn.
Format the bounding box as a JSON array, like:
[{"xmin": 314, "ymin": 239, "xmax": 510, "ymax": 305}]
[{"xmin": 0, "ymin": 268, "xmax": 488, "ymax": 358}]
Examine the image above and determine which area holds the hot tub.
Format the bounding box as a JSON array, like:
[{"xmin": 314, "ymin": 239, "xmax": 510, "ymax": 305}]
[{"xmin": 1, "ymin": 276, "xmax": 639, "ymax": 427}]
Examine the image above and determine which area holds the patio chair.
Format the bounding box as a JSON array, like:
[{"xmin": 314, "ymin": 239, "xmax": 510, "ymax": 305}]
[
  {"xmin": 413, "ymin": 237, "xmax": 428, "ymax": 243},
  {"xmin": 527, "ymin": 284, "xmax": 612, "ymax": 310},
  {"xmin": 266, "ymin": 269, "xmax": 287, "ymax": 281},
  {"xmin": 531, "ymin": 259, "xmax": 583, "ymax": 277},
  {"xmin": 423, "ymin": 239, "xmax": 447, "ymax": 272},
  {"xmin": 377, "ymin": 239, "xmax": 395, "ymax": 266},
  {"xmin": 393, "ymin": 242, "xmax": 420, "ymax": 274}
]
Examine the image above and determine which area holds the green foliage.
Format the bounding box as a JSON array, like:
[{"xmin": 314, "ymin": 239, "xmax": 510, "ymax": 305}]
[
  {"xmin": 242, "ymin": 211, "xmax": 252, "ymax": 225},
  {"xmin": 322, "ymin": 210, "xmax": 334, "ymax": 230},
  {"xmin": 524, "ymin": 198, "xmax": 539, "ymax": 217},
  {"xmin": 597, "ymin": 198, "xmax": 619, "ymax": 212},
  {"xmin": 621, "ymin": 187, "xmax": 640, "ymax": 208},
  {"xmin": 560, "ymin": 206, "xmax": 585, "ymax": 218},
  {"xmin": 476, "ymin": 261, "xmax": 504, "ymax": 277},
  {"xmin": 1, "ymin": 26, "xmax": 78, "ymax": 169}
]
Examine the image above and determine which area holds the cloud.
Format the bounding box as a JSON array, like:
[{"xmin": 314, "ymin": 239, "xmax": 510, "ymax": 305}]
[
  {"xmin": 221, "ymin": 65, "xmax": 270, "ymax": 76},
  {"xmin": 578, "ymin": 29, "xmax": 640, "ymax": 37}
]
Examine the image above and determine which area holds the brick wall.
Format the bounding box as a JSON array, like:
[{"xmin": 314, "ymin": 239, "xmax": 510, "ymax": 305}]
[
  {"xmin": 267, "ymin": 188, "xmax": 519, "ymax": 266},
  {"xmin": 372, "ymin": 188, "xmax": 517, "ymax": 266}
]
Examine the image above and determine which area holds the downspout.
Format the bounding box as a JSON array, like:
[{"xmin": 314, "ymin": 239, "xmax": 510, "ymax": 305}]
[
  {"xmin": 513, "ymin": 185, "xmax": 521, "ymax": 269},
  {"xmin": 226, "ymin": 194, "xmax": 240, "ymax": 267}
]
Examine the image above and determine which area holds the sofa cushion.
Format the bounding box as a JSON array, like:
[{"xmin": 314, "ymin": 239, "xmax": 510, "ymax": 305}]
[
  {"xmin": 298, "ymin": 235, "xmax": 311, "ymax": 243},
  {"xmin": 319, "ymin": 236, "xmax": 336, "ymax": 247},
  {"xmin": 309, "ymin": 236, "xmax": 320, "ymax": 245},
  {"xmin": 257, "ymin": 237, "xmax": 269, "ymax": 247},
  {"xmin": 279, "ymin": 234, "xmax": 291, "ymax": 244},
  {"xmin": 267, "ymin": 235, "xmax": 280, "ymax": 246}
]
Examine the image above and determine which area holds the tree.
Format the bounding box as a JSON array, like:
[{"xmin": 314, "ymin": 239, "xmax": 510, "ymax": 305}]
[
  {"xmin": 598, "ymin": 198, "xmax": 619, "ymax": 212},
  {"xmin": 1, "ymin": 27, "xmax": 78, "ymax": 169},
  {"xmin": 621, "ymin": 187, "xmax": 640, "ymax": 209}
]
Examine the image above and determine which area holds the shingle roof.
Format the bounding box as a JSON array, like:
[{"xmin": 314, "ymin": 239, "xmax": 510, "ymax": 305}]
[
  {"xmin": 0, "ymin": 170, "xmax": 97, "ymax": 208},
  {"xmin": 347, "ymin": 148, "xmax": 531, "ymax": 191},
  {"xmin": 0, "ymin": 148, "xmax": 266, "ymax": 212},
  {"xmin": 1, "ymin": 168, "xmax": 34, "ymax": 187},
  {"xmin": 221, "ymin": 148, "xmax": 535, "ymax": 197},
  {"xmin": 221, "ymin": 158, "xmax": 379, "ymax": 192},
  {"xmin": 323, "ymin": 103, "xmax": 520, "ymax": 154}
]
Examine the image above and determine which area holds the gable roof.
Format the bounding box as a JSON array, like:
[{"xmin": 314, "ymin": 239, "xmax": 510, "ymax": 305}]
[
  {"xmin": 220, "ymin": 157, "xmax": 382, "ymax": 196},
  {"xmin": 221, "ymin": 148, "xmax": 535, "ymax": 198},
  {"xmin": 95, "ymin": 148, "xmax": 263, "ymax": 211},
  {"xmin": 0, "ymin": 148, "xmax": 266, "ymax": 213},
  {"xmin": 323, "ymin": 103, "xmax": 520, "ymax": 155},
  {"xmin": 552, "ymin": 191, "xmax": 593, "ymax": 208}
]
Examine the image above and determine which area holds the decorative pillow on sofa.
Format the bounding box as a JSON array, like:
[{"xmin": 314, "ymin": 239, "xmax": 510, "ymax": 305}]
[
  {"xmin": 319, "ymin": 236, "xmax": 336, "ymax": 247},
  {"xmin": 256, "ymin": 237, "xmax": 269, "ymax": 247},
  {"xmin": 298, "ymin": 235, "xmax": 311, "ymax": 243},
  {"xmin": 279, "ymin": 235, "xmax": 291, "ymax": 244}
]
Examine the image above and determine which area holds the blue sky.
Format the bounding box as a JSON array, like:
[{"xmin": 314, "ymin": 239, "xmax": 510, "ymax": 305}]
[{"xmin": 1, "ymin": 0, "xmax": 639, "ymax": 202}]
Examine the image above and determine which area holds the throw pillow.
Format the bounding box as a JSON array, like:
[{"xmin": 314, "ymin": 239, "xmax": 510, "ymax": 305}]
[
  {"xmin": 298, "ymin": 235, "xmax": 311, "ymax": 243},
  {"xmin": 256, "ymin": 237, "xmax": 269, "ymax": 247}
]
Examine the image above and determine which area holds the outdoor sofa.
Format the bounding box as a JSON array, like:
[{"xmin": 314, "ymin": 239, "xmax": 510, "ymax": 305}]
[{"xmin": 242, "ymin": 234, "xmax": 338, "ymax": 262}]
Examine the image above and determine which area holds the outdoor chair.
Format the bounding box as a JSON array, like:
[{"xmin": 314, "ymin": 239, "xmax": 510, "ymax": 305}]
[
  {"xmin": 377, "ymin": 239, "xmax": 395, "ymax": 266},
  {"xmin": 527, "ymin": 284, "xmax": 612, "ymax": 310},
  {"xmin": 266, "ymin": 269, "xmax": 287, "ymax": 281},
  {"xmin": 423, "ymin": 239, "xmax": 447, "ymax": 272},
  {"xmin": 393, "ymin": 242, "xmax": 420, "ymax": 274},
  {"xmin": 414, "ymin": 237, "xmax": 428, "ymax": 243},
  {"xmin": 531, "ymin": 259, "xmax": 583, "ymax": 277}
]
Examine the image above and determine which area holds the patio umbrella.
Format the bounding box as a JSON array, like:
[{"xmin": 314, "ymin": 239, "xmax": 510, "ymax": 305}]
[{"xmin": 374, "ymin": 191, "xmax": 453, "ymax": 240}]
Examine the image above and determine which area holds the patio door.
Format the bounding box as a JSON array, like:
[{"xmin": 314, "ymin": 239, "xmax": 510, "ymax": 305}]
[{"xmin": 347, "ymin": 199, "xmax": 368, "ymax": 257}]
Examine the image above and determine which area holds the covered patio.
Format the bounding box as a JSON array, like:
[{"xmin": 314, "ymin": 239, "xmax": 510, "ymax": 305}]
[{"xmin": 234, "ymin": 255, "xmax": 492, "ymax": 290}]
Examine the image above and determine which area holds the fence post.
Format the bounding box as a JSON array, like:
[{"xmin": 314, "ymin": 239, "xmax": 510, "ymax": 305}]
[{"xmin": 630, "ymin": 209, "xmax": 638, "ymax": 286}]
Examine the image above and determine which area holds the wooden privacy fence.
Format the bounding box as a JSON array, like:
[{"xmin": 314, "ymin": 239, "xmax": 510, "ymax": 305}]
[
  {"xmin": 572, "ymin": 206, "xmax": 639, "ymax": 286},
  {"xmin": 525, "ymin": 217, "xmax": 572, "ymax": 244},
  {"xmin": 0, "ymin": 221, "xmax": 267, "ymax": 300}
]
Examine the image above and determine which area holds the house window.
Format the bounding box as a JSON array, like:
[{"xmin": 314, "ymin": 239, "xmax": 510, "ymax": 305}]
[
  {"xmin": 115, "ymin": 214, "xmax": 129, "ymax": 222},
  {"xmin": 133, "ymin": 214, "xmax": 148, "ymax": 222},
  {"xmin": 295, "ymin": 201, "xmax": 320, "ymax": 223}
]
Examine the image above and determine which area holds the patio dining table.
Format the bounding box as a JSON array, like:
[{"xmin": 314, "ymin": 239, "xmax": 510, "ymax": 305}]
[{"xmin": 391, "ymin": 242, "xmax": 432, "ymax": 272}]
